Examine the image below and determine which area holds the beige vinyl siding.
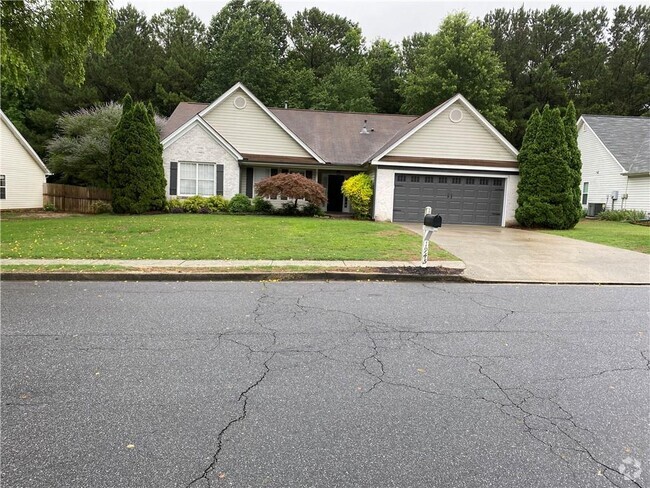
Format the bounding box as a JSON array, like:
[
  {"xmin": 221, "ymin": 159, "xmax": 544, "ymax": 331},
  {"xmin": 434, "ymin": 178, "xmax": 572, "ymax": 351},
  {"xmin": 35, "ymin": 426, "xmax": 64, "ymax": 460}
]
[
  {"xmin": 202, "ymin": 89, "xmax": 311, "ymax": 158},
  {"xmin": 624, "ymin": 177, "xmax": 650, "ymax": 214},
  {"xmin": 0, "ymin": 117, "xmax": 47, "ymax": 209},
  {"xmin": 386, "ymin": 101, "xmax": 516, "ymax": 161},
  {"xmin": 578, "ymin": 122, "xmax": 628, "ymax": 210}
]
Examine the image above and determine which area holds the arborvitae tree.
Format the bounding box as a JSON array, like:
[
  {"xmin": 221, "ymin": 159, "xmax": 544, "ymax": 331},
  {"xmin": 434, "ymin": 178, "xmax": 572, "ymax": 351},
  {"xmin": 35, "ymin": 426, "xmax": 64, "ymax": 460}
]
[
  {"xmin": 108, "ymin": 94, "xmax": 166, "ymax": 214},
  {"xmin": 515, "ymin": 105, "xmax": 575, "ymax": 229},
  {"xmin": 563, "ymin": 101, "xmax": 582, "ymax": 226},
  {"xmin": 515, "ymin": 109, "xmax": 541, "ymax": 213}
]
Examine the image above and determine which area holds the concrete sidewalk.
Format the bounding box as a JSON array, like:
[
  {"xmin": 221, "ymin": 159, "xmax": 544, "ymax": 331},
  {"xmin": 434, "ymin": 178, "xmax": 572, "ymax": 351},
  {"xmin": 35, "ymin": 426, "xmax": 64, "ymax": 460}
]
[
  {"xmin": 401, "ymin": 223, "xmax": 650, "ymax": 284},
  {"xmin": 0, "ymin": 258, "xmax": 465, "ymax": 270}
]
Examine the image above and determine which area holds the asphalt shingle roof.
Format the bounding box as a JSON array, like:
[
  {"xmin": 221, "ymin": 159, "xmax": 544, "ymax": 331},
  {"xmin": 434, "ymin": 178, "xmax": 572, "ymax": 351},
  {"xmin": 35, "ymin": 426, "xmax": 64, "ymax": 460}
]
[
  {"xmin": 582, "ymin": 115, "xmax": 650, "ymax": 174},
  {"xmin": 162, "ymin": 102, "xmax": 417, "ymax": 165}
]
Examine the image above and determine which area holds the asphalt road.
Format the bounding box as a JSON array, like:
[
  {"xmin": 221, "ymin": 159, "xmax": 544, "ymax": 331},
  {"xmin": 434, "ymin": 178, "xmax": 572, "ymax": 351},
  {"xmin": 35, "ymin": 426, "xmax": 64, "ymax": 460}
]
[{"xmin": 1, "ymin": 281, "xmax": 648, "ymax": 488}]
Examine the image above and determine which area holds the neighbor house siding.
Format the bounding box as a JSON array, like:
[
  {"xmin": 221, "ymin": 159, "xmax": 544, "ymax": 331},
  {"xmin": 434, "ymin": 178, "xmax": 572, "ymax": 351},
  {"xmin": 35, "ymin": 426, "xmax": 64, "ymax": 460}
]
[
  {"xmin": 624, "ymin": 177, "xmax": 650, "ymax": 214},
  {"xmin": 386, "ymin": 101, "xmax": 516, "ymax": 162},
  {"xmin": 578, "ymin": 122, "xmax": 628, "ymax": 210},
  {"xmin": 0, "ymin": 117, "xmax": 47, "ymax": 210},
  {"xmin": 162, "ymin": 124, "xmax": 239, "ymax": 198},
  {"xmin": 201, "ymin": 89, "xmax": 311, "ymax": 158}
]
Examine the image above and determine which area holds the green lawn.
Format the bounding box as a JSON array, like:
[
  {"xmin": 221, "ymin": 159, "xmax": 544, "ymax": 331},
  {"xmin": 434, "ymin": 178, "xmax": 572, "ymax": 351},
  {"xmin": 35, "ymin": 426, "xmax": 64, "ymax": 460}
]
[
  {"xmin": 542, "ymin": 220, "xmax": 650, "ymax": 254},
  {"xmin": 0, "ymin": 214, "xmax": 452, "ymax": 261}
]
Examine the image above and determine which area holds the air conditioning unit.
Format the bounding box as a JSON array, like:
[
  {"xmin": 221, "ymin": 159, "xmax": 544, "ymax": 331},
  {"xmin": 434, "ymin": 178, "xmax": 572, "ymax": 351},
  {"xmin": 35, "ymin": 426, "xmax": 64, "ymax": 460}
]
[{"xmin": 587, "ymin": 203, "xmax": 605, "ymax": 217}]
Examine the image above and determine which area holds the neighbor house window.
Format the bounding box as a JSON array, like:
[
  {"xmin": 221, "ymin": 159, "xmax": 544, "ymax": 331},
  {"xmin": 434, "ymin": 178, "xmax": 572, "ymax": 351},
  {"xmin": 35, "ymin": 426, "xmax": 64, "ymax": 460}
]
[
  {"xmin": 179, "ymin": 163, "xmax": 215, "ymax": 196},
  {"xmin": 0, "ymin": 175, "xmax": 5, "ymax": 199},
  {"xmin": 582, "ymin": 182, "xmax": 589, "ymax": 204}
]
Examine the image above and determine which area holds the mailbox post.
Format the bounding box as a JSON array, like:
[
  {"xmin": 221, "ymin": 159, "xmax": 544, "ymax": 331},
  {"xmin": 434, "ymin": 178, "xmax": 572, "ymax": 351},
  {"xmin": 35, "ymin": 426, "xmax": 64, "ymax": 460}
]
[{"xmin": 421, "ymin": 207, "xmax": 442, "ymax": 267}]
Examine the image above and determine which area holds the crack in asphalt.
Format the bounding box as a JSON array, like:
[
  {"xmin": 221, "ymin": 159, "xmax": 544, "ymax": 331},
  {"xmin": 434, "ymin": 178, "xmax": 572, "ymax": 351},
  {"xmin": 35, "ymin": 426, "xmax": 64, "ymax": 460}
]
[
  {"xmin": 182, "ymin": 284, "xmax": 646, "ymax": 488},
  {"xmin": 186, "ymin": 352, "xmax": 275, "ymax": 488}
]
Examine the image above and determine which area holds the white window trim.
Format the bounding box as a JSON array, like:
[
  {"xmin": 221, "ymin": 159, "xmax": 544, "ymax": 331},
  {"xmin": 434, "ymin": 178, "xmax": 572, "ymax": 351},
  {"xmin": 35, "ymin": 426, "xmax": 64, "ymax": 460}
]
[
  {"xmin": 0, "ymin": 174, "xmax": 6, "ymax": 200},
  {"xmin": 582, "ymin": 182, "xmax": 589, "ymax": 205},
  {"xmin": 178, "ymin": 162, "xmax": 217, "ymax": 197}
]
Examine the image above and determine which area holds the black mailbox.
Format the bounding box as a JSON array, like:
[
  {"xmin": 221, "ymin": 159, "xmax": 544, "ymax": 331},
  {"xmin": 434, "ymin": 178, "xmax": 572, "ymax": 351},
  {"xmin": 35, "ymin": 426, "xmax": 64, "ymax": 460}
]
[{"xmin": 424, "ymin": 214, "xmax": 442, "ymax": 228}]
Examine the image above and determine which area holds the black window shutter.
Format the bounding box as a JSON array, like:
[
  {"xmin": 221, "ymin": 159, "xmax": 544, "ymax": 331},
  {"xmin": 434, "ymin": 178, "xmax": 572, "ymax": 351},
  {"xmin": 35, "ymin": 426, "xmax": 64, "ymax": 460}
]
[
  {"xmin": 169, "ymin": 162, "xmax": 178, "ymax": 195},
  {"xmin": 246, "ymin": 168, "xmax": 254, "ymax": 197},
  {"xmin": 216, "ymin": 164, "xmax": 224, "ymax": 195},
  {"xmin": 271, "ymin": 169, "xmax": 278, "ymax": 176},
  {"xmin": 306, "ymin": 170, "xmax": 313, "ymax": 179}
]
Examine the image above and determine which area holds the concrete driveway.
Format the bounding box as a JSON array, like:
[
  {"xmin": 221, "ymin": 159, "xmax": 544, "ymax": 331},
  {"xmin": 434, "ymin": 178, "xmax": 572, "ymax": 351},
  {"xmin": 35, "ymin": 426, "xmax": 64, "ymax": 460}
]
[{"xmin": 402, "ymin": 224, "xmax": 650, "ymax": 283}]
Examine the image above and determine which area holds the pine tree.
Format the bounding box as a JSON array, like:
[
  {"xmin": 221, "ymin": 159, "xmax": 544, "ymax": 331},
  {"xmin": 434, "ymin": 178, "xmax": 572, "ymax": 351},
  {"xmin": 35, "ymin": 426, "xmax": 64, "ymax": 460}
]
[
  {"xmin": 563, "ymin": 101, "xmax": 582, "ymax": 226},
  {"xmin": 515, "ymin": 105, "xmax": 575, "ymax": 229},
  {"xmin": 108, "ymin": 94, "xmax": 166, "ymax": 214}
]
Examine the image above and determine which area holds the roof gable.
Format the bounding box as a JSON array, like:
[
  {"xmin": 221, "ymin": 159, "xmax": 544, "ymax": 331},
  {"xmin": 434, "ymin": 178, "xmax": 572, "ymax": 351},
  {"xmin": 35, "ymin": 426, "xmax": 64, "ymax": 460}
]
[
  {"xmin": 0, "ymin": 110, "xmax": 50, "ymax": 174},
  {"xmin": 161, "ymin": 116, "xmax": 242, "ymax": 160},
  {"xmin": 372, "ymin": 94, "xmax": 518, "ymax": 163},
  {"xmin": 199, "ymin": 83, "xmax": 323, "ymax": 162},
  {"xmin": 580, "ymin": 115, "xmax": 649, "ymax": 174}
]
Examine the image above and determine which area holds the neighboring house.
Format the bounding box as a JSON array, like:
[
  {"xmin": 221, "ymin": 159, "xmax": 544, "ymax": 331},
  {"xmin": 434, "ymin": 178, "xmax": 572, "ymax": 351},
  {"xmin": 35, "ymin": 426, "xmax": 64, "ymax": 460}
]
[
  {"xmin": 0, "ymin": 110, "xmax": 50, "ymax": 210},
  {"xmin": 577, "ymin": 115, "xmax": 650, "ymax": 216},
  {"xmin": 162, "ymin": 82, "xmax": 519, "ymax": 226}
]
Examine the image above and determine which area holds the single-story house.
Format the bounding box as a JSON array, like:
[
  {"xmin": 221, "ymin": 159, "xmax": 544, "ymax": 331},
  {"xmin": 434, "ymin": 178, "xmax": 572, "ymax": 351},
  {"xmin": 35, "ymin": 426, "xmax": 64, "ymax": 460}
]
[
  {"xmin": 161, "ymin": 82, "xmax": 520, "ymax": 225},
  {"xmin": 0, "ymin": 110, "xmax": 50, "ymax": 210},
  {"xmin": 577, "ymin": 115, "xmax": 650, "ymax": 216}
]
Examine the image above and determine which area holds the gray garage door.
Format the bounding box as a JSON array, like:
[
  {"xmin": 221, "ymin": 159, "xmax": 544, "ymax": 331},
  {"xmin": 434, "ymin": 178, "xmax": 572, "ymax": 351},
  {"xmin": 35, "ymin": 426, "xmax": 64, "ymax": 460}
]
[{"xmin": 393, "ymin": 174, "xmax": 505, "ymax": 225}]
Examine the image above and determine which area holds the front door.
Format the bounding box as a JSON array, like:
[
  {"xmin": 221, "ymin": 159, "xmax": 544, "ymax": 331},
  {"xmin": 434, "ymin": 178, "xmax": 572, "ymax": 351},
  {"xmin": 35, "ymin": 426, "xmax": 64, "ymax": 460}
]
[{"xmin": 327, "ymin": 175, "xmax": 345, "ymax": 212}]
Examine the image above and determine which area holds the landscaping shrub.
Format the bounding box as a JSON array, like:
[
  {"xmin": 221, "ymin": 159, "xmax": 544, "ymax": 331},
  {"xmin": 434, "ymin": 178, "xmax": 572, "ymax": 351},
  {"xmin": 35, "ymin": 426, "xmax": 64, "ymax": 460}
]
[
  {"xmin": 167, "ymin": 199, "xmax": 185, "ymax": 213},
  {"xmin": 229, "ymin": 194, "xmax": 253, "ymax": 213},
  {"xmin": 302, "ymin": 202, "xmax": 324, "ymax": 217},
  {"xmin": 598, "ymin": 209, "xmax": 647, "ymax": 222},
  {"xmin": 515, "ymin": 104, "xmax": 575, "ymax": 229},
  {"xmin": 252, "ymin": 196, "xmax": 274, "ymax": 214},
  {"xmin": 255, "ymin": 173, "xmax": 327, "ymax": 210},
  {"xmin": 341, "ymin": 173, "xmax": 373, "ymax": 219},
  {"xmin": 43, "ymin": 203, "xmax": 57, "ymax": 212},
  {"xmin": 563, "ymin": 101, "xmax": 582, "ymax": 227},
  {"xmin": 108, "ymin": 94, "xmax": 167, "ymax": 214},
  {"xmin": 182, "ymin": 195, "xmax": 212, "ymax": 213},
  {"xmin": 206, "ymin": 195, "xmax": 229, "ymax": 212},
  {"xmin": 90, "ymin": 201, "xmax": 113, "ymax": 214}
]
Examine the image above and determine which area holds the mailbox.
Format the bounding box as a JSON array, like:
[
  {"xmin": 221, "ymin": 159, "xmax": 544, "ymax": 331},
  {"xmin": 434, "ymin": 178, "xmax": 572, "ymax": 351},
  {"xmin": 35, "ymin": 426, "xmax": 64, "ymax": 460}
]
[{"xmin": 423, "ymin": 213, "xmax": 442, "ymax": 228}]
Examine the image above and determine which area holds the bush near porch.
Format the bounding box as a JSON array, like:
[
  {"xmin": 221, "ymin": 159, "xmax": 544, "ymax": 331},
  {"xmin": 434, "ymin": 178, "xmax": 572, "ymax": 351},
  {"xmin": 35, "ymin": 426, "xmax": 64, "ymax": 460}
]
[{"xmin": 0, "ymin": 214, "xmax": 454, "ymax": 261}]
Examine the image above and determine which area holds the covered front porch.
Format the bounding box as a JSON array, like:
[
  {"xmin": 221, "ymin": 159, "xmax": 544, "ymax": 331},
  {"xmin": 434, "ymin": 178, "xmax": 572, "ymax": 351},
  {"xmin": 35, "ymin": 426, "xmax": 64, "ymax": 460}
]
[{"xmin": 239, "ymin": 163, "xmax": 363, "ymax": 213}]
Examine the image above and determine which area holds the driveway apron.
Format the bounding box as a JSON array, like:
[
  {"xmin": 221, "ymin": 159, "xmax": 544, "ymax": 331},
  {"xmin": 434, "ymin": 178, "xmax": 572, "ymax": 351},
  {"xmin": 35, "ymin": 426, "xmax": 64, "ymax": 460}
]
[{"xmin": 401, "ymin": 224, "xmax": 650, "ymax": 283}]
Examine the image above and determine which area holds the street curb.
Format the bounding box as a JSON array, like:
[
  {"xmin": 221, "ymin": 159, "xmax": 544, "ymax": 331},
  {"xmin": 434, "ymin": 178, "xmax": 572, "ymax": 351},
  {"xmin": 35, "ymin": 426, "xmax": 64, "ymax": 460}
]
[{"xmin": 1, "ymin": 271, "xmax": 470, "ymax": 283}]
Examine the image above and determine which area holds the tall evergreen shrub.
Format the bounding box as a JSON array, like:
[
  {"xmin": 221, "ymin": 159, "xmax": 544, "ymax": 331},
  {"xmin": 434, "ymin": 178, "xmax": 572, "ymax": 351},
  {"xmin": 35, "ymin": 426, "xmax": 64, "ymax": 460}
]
[
  {"xmin": 563, "ymin": 101, "xmax": 582, "ymax": 226},
  {"xmin": 515, "ymin": 105, "xmax": 575, "ymax": 229},
  {"xmin": 108, "ymin": 94, "xmax": 166, "ymax": 214}
]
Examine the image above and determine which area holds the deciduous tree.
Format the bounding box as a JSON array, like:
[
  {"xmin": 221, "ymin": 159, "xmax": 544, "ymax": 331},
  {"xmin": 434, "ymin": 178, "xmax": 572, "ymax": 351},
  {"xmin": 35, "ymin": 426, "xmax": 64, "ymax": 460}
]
[{"xmin": 400, "ymin": 13, "xmax": 511, "ymax": 133}]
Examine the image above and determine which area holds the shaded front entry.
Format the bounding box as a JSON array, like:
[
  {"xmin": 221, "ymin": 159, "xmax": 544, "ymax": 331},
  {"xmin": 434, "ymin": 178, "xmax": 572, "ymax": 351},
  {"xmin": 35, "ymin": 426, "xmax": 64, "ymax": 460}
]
[{"xmin": 327, "ymin": 175, "xmax": 345, "ymax": 212}]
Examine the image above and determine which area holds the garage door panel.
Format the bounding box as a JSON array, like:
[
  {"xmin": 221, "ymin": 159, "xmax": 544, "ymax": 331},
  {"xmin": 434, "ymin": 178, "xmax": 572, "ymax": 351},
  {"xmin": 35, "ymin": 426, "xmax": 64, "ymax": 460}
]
[{"xmin": 393, "ymin": 173, "xmax": 505, "ymax": 225}]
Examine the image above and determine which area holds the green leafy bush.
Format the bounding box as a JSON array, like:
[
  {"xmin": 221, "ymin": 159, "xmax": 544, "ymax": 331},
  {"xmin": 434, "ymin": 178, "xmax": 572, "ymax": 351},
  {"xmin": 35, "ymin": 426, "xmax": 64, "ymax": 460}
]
[
  {"xmin": 182, "ymin": 195, "xmax": 212, "ymax": 213},
  {"xmin": 206, "ymin": 195, "xmax": 229, "ymax": 212},
  {"xmin": 252, "ymin": 196, "xmax": 274, "ymax": 214},
  {"xmin": 167, "ymin": 199, "xmax": 185, "ymax": 213},
  {"xmin": 228, "ymin": 194, "xmax": 252, "ymax": 213},
  {"xmin": 302, "ymin": 202, "xmax": 324, "ymax": 217},
  {"xmin": 341, "ymin": 173, "xmax": 373, "ymax": 219},
  {"xmin": 90, "ymin": 201, "xmax": 113, "ymax": 214},
  {"xmin": 43, "ymin": 203, "xmax": 57, "ymax": 212},
  {"xmin": 598, "ymin": 209, "xmax": 647, "ymax": 222}
]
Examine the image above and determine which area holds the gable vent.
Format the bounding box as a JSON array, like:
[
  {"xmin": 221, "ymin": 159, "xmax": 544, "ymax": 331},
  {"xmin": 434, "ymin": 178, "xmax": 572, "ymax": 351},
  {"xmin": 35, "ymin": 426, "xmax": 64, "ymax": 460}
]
[{"xmin": 449, "ymin": 108, "xmax": 463, "ymax": 123}]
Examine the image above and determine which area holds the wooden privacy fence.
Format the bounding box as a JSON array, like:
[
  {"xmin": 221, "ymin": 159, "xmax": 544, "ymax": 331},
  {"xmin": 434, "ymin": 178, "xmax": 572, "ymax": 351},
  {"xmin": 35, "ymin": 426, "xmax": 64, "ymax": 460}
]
[{"xmin": 43, "ymin": 184, "xmax": 111, "ymax": 213}]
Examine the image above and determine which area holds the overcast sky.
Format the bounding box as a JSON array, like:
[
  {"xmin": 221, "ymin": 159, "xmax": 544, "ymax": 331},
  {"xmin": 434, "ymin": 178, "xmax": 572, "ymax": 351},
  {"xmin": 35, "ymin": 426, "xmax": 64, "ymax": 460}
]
[{"xmin": 113, "ymin": 0, "xmax": 633, "ymax": 43}]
